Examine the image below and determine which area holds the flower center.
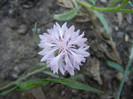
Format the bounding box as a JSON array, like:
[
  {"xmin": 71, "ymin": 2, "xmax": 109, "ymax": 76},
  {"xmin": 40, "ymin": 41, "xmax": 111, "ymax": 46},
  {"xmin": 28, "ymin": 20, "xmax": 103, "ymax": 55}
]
[{"xmin": 58, "ymin": 36, "xmax": 69, "ymax": 51}]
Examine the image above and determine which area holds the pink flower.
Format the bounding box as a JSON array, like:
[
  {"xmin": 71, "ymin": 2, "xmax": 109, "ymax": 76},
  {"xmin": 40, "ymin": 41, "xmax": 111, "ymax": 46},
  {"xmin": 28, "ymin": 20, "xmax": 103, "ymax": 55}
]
[{"xmin": 38, "ymin": 22, "xmax": 90, "ymax": 76}]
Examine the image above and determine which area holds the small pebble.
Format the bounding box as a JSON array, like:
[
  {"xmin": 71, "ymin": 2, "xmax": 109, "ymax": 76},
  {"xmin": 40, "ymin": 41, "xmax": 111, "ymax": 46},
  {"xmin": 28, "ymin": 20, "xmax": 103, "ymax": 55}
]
[
  {"xmin": 10, "ymin": 73, "xmax": 18, "ymax": 81},
  {"xmin": 61, "ymin": 91, "xmax": 65, "ymax": 96},
  {"xmin": 117, "ymin": 31, "xmax": 124, "ymax": 38},
  {"xmin": 71, "ymin": 89, "xmax": 78, "ymax": 94},
  {"xmin": 114, "ymin": 26, "xmax": 119, "ymax": 31},
  {"xmin": 18, "ymin": 25, "xmax": 27, "ymax": 34},
  {"xmin": 8, "ymin": 9, "xmax": 13, "ymax": 15},
  {"xmin": 14, "ymin": 59, "xmax": 20, "ymax": 63},
  {"xmin": 14, "ymin": 66, "xmax": 20, "ymax": 74},
  {"xmin": 124, "ymin": 34, "xmax": 129, "ymax": 42}
]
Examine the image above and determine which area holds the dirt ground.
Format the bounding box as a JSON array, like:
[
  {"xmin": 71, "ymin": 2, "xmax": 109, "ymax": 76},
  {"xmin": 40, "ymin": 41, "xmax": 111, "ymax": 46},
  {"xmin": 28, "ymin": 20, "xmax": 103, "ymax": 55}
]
[{"xmin": 0, "ymin": 0, "xmax": 133, "ymax": 99}]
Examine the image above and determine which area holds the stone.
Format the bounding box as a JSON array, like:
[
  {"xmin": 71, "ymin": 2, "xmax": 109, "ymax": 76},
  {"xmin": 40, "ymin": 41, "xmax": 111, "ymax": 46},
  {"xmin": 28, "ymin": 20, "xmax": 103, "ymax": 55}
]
[{"xmin": 18, "ymin": 25, "xmax": 27, "ymax": 34}]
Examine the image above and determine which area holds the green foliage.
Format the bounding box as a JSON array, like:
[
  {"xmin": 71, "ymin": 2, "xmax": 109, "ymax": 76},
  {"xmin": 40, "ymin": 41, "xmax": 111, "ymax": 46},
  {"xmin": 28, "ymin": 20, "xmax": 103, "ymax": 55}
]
[
  {"xmin": 70, "ymin": 74, "xmax": 83, "ymax": 80},
  {"xmin": 107, "ymin": 0, "xmax": 120, "ymax": 8},
  {"xmin": 54, "ymin": 8, "xmax": 78, "ymax": 21},
  {"xmin": 33, "ymin": 22, "xmax": 39, "ymax": 44},
  {"xmin": 54, "ymin": 0, "xmax": 78, "ymax": 21},
  {"xmin": 0, "ymin": 79, "xmax": 49, "ymax": 96},
  {"xmin": 76, "ymin": 0, "xmax": 133, "ymax": 12},
  {"xmin": 47, "ymin": 78, "xmax": 104, "ymax": 93},
  {"xmin": 38, "ymin": 63, "xmax": 47, "ymax": 67},
  {"xmin": 16, "ymin": 79, "xmax": 49, "ymax": 90},
  {"xmin": 107, "ymin": 61, "xmax": 124, "ymax": 72},
  {"xmin": 59, "ymin": 79, "xmax": 104, "ymax": 93},
  {"xmin": 0, "ymin": 77, "xmax": 104, "ymax": 96},
  {"xmin": 30, "ymin": 63, "xmax": 46, "ymax": 72},
  {"xmin": 43, "ymin": 71, "xmax": 60, "ymax": 78},
  {"xmin": 88, "ymin": 0, "xmax": 96, "ymax": 5},
  {"xmin": 0, "ymin": 86, "xmax": 18, "ymax": 96},
  {"xmin": 129, "ymin": 1, "xmax": 133, "ymax": 8},
  {"xmin": 93, "ymin": 11, "xmax": 110, "ymax": 34}
]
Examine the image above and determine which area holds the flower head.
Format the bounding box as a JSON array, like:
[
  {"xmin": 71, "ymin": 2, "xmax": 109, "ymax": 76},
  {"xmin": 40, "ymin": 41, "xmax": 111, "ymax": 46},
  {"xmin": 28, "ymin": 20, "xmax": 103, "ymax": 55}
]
[{"xmin": 38, "ymin": 22, "xmax": 90, "ymax": 76}]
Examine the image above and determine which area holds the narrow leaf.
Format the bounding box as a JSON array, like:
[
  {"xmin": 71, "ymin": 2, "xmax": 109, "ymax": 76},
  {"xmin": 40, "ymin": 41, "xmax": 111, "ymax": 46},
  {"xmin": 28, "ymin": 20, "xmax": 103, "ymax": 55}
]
[
  {"xmin": 47, "ymin": 79, "xmax": 104, "ymax": 93},
  {"xmin": 107, "ymin": 0, "xmax": 119, "ymax": 8},
  {"xmin": 60, "ymin": 79, "xmax": 104, "ymax": 93},
  {"xmin": 38, "ymin": 63, "xmax": 47, "ymax": 67},
  {"xmin": 43, "ymin": 71, "xmax": 60, "ymax": 78},
  {"xmin": 54, "ymin": 8, "xmax": 78, "ymax": 21},
  {"xmin": 70, "ymin": 74, "xmax": 83, "ymax": 80},
  {"xmin": 30, "ymin": 63, "xmax": 47, "ymax": 72},
  {"xmin": 107, "ymin": 61, "xmax": 124, "ymax": 72},
  {"xmin": 0, "ymin": 86, "xmax": 18, "ymax": 96},
  {"xmin": 33, "ymin": 22, "xmax": 39, "ymax": 44},
  {"xmin": 16, "ymin": 79, "xmax": 49, "ymax": 90},
  {"xmin": 129, "ymin": 1, "xmax": 133, "ymax": 8},
  {"xmin": 54, "ymin": 0, "xmax": 78, "ymax": 21},
  {"xmin": 88, "ymin": 0, "xmax": 96, "ymax": 5},
  {"xmin": 93, "ymin": 11, "xmax": 110, "ymax": 35}
]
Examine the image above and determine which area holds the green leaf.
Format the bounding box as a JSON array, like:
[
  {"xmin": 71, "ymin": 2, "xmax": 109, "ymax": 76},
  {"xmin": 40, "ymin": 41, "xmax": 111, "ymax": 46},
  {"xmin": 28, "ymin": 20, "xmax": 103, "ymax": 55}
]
[
  {"xmin": 16, "ymin": 79, "xmax": 49, "ymax": 90},
  {"xmin": 88, "ymin": 0, "xmax": 96, "ymax": 5},
  {"xmin": 0, "ymin": 86, "xmax": 18, "ymax": 96},
  {"xmin": 38, "ymin": 63, "xmax": 47, "ymax": 67},
  {"xmin": 33, "ymin": 22, "xmax": 39, "ymax": 44},
  {"xmin": 47, "ymin": 79, "xmax": 104, "ymax": 93},
  {"xmin": 43, "ymin": 71, "xmax": 60, "ymax": 78},
  {"xmin": 93, "ymin": 11, "xmax": 110, "ymax": 35},
  {"xmin": 54, "ymin": 0, "xmax": 79, "ymax": 21},
  {"xmin": 0, "ymin": 79, "xmax": 49, "ymax": 96},
  {"xmin": 129, "ymin": 1, "xmax": 133, "ymax": 8},
  {"xmin": 129, "ymin": 43, "xmax": 133, "ymax": 59},
  {"xmin": 107, "ymin": 0, "xmax": 119, "ymax": 8},
  {"xmin": 30, "ymin": 63, "xmax": 47, "ymax": 72},
  {"xmin": 70, "ymin": 74, "xmax": 83, "ymax": 80},
  {"xmin": 107, "ymin": 61, "xmax": 124, "ymax": 72},
  {"xmin": 60, "ymin": 79, "xmax": 104, "ymax": 93},
  {"xmin": 54, "ymin": 8, "xmax": 78, "ymax": 21}
]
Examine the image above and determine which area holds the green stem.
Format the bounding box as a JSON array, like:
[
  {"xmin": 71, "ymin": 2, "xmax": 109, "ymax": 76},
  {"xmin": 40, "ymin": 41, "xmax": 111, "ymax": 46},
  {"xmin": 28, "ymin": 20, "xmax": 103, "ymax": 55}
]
[
  {"xmin": 116, "ymin": 9, "xmax": 133, "ymax": 13},
  {"xmin": 116, "ymin": 43, "xmax": 133, "ymax": 99},
  {"xmin": 0, "ymin": 66, "xmax": 47, "ymax": 91},
  {"xmin": 116, "ymin": 0, "xmax": 129, "ymax": 9},
  {"xmin": 33, "ymin": 22, "xmax": 39, "ymax": 44},
  {"xmin": 116, "ymin": 59, "xmax": 132, "ymax": 99},
  {"xmin": 129, "ymin": 1, "xmax": 133, "ymax": 8},
  {"xmin": 76, "ymin": 0, "xmax": 131, "ymax": 12},
  {"xmin": 107, "ymin": 0, "xmax": 120, "ymax": 8}
]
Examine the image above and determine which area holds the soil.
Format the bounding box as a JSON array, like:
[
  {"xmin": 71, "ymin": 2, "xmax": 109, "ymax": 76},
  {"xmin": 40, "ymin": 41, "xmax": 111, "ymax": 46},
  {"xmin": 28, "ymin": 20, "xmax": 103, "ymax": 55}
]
[{"xmin": 0, "ymin": 0, "xmax": 133, "ymax": 99}]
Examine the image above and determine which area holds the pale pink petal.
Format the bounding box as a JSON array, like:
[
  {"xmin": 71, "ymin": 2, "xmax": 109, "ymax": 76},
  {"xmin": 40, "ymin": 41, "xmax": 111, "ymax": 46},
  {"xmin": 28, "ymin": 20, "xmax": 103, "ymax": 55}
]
[
  {"xmin": 40, "ymin": 48, "xmax": 58, "ymax": 62},
  {"xmin": 38, "ymin": 22, "xmax": 90, "ymax": 76},
  {"xmin": 49, "ymin": 53, "xmax": 62, "ymax": 74}
]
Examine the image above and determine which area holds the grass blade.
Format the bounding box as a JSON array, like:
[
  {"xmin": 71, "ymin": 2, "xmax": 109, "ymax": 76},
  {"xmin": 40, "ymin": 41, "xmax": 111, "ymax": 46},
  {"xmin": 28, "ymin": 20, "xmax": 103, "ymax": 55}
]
[
  {"xmin": 0, "ymin": 86, "xmax": 18, "ymax": 96},
  {"xmin": 33, "ymin": 22, "xmax": 39, "ymax": 44},
  {"xmin": 88, "ymin": 0, "xmax": 96, "ymax": 5},
  {"xmin": 54, "ymin": 0, "xmax": 79, "ymax": 21},
  {"xmin": 54, "ymin": 8, "xmax": 78, "ymax": 21},
  {"xmin": 93, "ymin": 11, "xmax": 110, "ymax": 35},
  {"xmin": 47, "ymin": 79, "xmax": 104, "ymax": 93},
  {"xmin": 107, "ymin": 61, "xmax": 124, "ymax": 72},
  {"xmin": 16, "ymin": 79, "xmax": 49, "ymax": 90},
  {"xmin": 60, "ymin": 79, "xmax": 104, "ymax": 93},
  {"xmin": 128, "ymin": 1, "xmax": 133, "ymax": 8},
  {"xmin": 43, "ymin": 71, "xmax": 60, "ymax": 78}
]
